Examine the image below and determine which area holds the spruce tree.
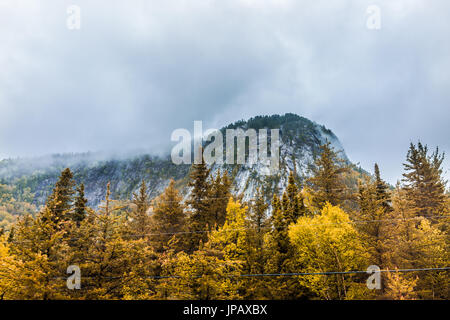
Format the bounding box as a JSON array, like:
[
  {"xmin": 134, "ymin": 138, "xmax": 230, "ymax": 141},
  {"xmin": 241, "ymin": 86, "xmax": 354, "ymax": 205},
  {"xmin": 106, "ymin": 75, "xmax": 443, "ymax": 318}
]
[
  {"xmin": 128, "ymin": 180, "xmax": 151, "ymax": 239},
  {"xmin": 186, "ymin": 154, "xmax": 212, "ymax": 252},
  {"xmin": 281, "ymin": 191, "xmax": 290, "ymax": 221},
  {"xmin": 402, "ymin": 142, "xmax": 447, "ymax": 218},
  {"xmin": 150, "ymin": 179, "xmax": 186, "ymax": 253},
  {"xmin": 250, "ymin": 187, "xmax": 269, "ymax": 237},
  {"xmin": 383, "ymin": 185, "xmax": 449, "ymax": 299},
  {"xmin": 73, "ymin": 182, "xmax": 158, "ymax": 299},
  {"xmin": 374, "ymin": 163, "xmax": 391, "ymax": 211},
  {"xmin": 208, "ymin": 170, "xmax": 232, "ymax": 229},
  {"xmin": 307, "ymin": 142, "xmax": 350, "ymax": 209},
  {"xmin": 45, "ymin": 168, "xmax": 76, "ymax": 225},
  {"xmin": 248, "ymin": 187, "xmax": 269, "ymax": 275},
  {"xmin": 357, "ymin": 164, "xmax": 392, "ymax": 272},
  {"xmin": 72, "ymin": 183, "xmax": 88, "ymax": 225},
  {"xmin": 265, "ymin": 194, "xmax": 309, "ymax": 299},
  {"xmin": 266, "ymin": 194, "xmax": 289, "ymax": 272},
  {"xmin": 283, "ymin": 171, "xmax": 306, "ymax": 224},
  {"xmin": 357, "ymin": 178, "xmax": 386, "ymax": 269},
  {"xmin": 7, "ymin": 209, "xmax": 69, "ymax": 298}
]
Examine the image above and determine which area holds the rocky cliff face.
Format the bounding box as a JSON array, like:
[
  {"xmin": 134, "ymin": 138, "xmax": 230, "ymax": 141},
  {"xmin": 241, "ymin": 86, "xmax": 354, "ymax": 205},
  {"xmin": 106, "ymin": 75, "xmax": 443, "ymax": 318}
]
[
  {"xmin": 207, "ymin": 113, "xmax": 349, "ymax": 203},
  {"xmin": 0, "ymin": 113, "xmax": 355, "ymax": 207}
]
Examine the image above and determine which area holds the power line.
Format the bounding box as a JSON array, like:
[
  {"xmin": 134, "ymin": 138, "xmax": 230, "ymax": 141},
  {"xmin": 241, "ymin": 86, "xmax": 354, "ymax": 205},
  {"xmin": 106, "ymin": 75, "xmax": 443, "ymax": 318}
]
[
  {"xmin": 47, "ymin": 267, "xmax": 450, "ymax": 280},
  {"xmin": 235, "ymin": 267, "xmax": 450, "ymax": 278}
]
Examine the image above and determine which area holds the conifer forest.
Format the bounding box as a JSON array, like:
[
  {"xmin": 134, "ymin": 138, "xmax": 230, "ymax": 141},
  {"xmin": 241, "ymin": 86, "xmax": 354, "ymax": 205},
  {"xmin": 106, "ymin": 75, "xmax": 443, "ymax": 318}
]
[
  {"xmin": 0, "ymin": 141, "xmax": 448, "ymax": 300},
  {"xmin": 1, "ymin": 1, "xmax": 449, "ymax": 305}
]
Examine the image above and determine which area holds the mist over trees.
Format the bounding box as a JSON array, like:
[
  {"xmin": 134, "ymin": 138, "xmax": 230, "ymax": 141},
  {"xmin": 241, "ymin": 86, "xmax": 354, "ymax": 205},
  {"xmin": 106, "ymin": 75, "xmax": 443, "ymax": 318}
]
[{"xmin": 0, "ymin": 142, "xmax": 448, "ymax": 300}]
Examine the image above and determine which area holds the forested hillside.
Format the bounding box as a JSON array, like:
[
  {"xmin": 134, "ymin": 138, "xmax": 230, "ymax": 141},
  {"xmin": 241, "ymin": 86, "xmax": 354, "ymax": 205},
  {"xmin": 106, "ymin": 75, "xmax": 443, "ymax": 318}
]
[
  {"xmin": 0, "ymin": 154, "xmax": 190, "ymax": 208},
  {"xmin": 0, "ymin": 136, "xmax": 448, "ymax": 299},
  {"xmin": 0, "ymin": 114, "xmax": 362, "ymax": 212}
]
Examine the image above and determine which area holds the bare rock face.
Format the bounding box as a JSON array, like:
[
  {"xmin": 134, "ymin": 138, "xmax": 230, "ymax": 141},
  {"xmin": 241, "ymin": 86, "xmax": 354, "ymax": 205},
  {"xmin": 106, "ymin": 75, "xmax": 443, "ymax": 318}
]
[{"xmin": 0, "ymin": 113, "xmax": 353, "ymax": 208}]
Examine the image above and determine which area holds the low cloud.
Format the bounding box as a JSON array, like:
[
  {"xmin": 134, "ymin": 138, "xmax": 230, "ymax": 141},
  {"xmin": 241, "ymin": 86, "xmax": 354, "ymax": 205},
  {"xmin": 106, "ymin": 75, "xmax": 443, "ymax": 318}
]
[{"xmin": 0, "ymin": 0, "xmax": 449, "ymax": 183}]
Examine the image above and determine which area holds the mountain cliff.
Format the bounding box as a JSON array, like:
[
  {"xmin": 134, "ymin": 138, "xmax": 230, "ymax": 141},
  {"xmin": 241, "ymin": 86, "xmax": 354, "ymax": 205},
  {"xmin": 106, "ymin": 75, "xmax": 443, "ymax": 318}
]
[{"xmin": 0, "ymin": 113, "xmax": 363, "ymax": 208}]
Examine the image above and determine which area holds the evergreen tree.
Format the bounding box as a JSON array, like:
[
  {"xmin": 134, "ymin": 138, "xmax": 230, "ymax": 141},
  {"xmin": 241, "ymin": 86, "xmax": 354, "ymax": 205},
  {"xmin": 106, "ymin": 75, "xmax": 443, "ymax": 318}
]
[
  {"xmin": 357, "ymin": 178, "xmax": 388, "ymax": 291},
  {"xmin": 71, "ymin": 183, "xmax": 158, "ymax": 299},
  {"xmin": 265, "ymin": 194, "xmax": 287, "ymax": 270},
  {"xmin": 128, "ymin": 180, "xmax": 152, "ymax": 239},
  {"xmin": 264, "ymin": 194, "xmax": 309, "ymax": 299},
  {"xmin": 72, "ymin": 183, "xmax": 88, "ymax": 226},
  {"xmin": 307, "ymin": 142, "xmax": 350, "ymax": 210},
  {"xmin": 208, "ymin": 170, "xmax": 232, "ymax": 229},
  {"xmin": 269, "ymin": 194, "xmax": 289, "ymax": 268},
  {"xmin": 402, "ymin": 142, "xmax": 447, "ymax": 218},
  {"xmin": 150, "ymin": 179, "xmax": 186, "ymax": 253},
  {"xmin": 281, "ymin": 191, "xmax": 290, "ymax": 221},
  {"xmin": 383, "ymin": 186, "xmax": 420, "ymax": 268},
  {"xmin": 133, "ymin": 180, "xmax": 150, "ymax": 217},
  {"xmin": 46, "ymin": 168, "xmax": 76, "ymax": 224},
  {"xmin": 6, "ymin": 209, "xmax": 69, "ymax": 299},
  {"xmin": 383, "ymin": 186, "xmax": 449, "ymax": 299},
  {"xmin": 357, "ymin": 165, "xmax": 391, "ymax": 270},
  {"xmin": 186, "ymin": 154, "xmax": 212, "ymax": 252},
  {"xmin": 249, "ymin": 187, "xmax": 269, "ymax": 241},
  {"xmin": 246, "ymin": 188, "xmax": 270, "ymax": 298},
  {"xmin": 374, "ymin": 163, "xmax": 391, "ymax": 211},
  {"xmin": 283, "ymin": 171, "xmax": 306, "ymax": 224}
]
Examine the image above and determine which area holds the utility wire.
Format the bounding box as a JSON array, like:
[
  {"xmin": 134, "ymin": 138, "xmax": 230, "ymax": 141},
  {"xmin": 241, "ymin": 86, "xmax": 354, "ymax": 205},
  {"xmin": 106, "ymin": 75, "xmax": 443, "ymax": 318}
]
[{"xmin": 47, "ymin": 267, "xmax": 450, "ymax": 280}]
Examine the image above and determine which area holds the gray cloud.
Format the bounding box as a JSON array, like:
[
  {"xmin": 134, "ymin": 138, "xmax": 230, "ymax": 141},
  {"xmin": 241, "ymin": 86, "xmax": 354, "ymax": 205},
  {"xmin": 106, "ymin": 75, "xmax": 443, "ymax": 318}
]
[{"xmin": 0, "ymin": 0, "xmax": 449, "ymax": 184}]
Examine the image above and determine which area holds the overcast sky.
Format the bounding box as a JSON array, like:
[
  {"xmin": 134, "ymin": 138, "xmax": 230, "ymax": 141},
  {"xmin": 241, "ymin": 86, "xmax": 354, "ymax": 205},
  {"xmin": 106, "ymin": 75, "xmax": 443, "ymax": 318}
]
[{"xmin": 0, "ymin": 0, "xmax": 449, "ymax": 184}]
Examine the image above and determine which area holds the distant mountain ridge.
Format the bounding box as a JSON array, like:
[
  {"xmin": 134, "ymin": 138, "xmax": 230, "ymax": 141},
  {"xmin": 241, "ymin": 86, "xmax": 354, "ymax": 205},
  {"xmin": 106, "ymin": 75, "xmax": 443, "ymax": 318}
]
[{"xmin": 0, "ymin": 113, "xmax": 361, "ymax": 207}]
